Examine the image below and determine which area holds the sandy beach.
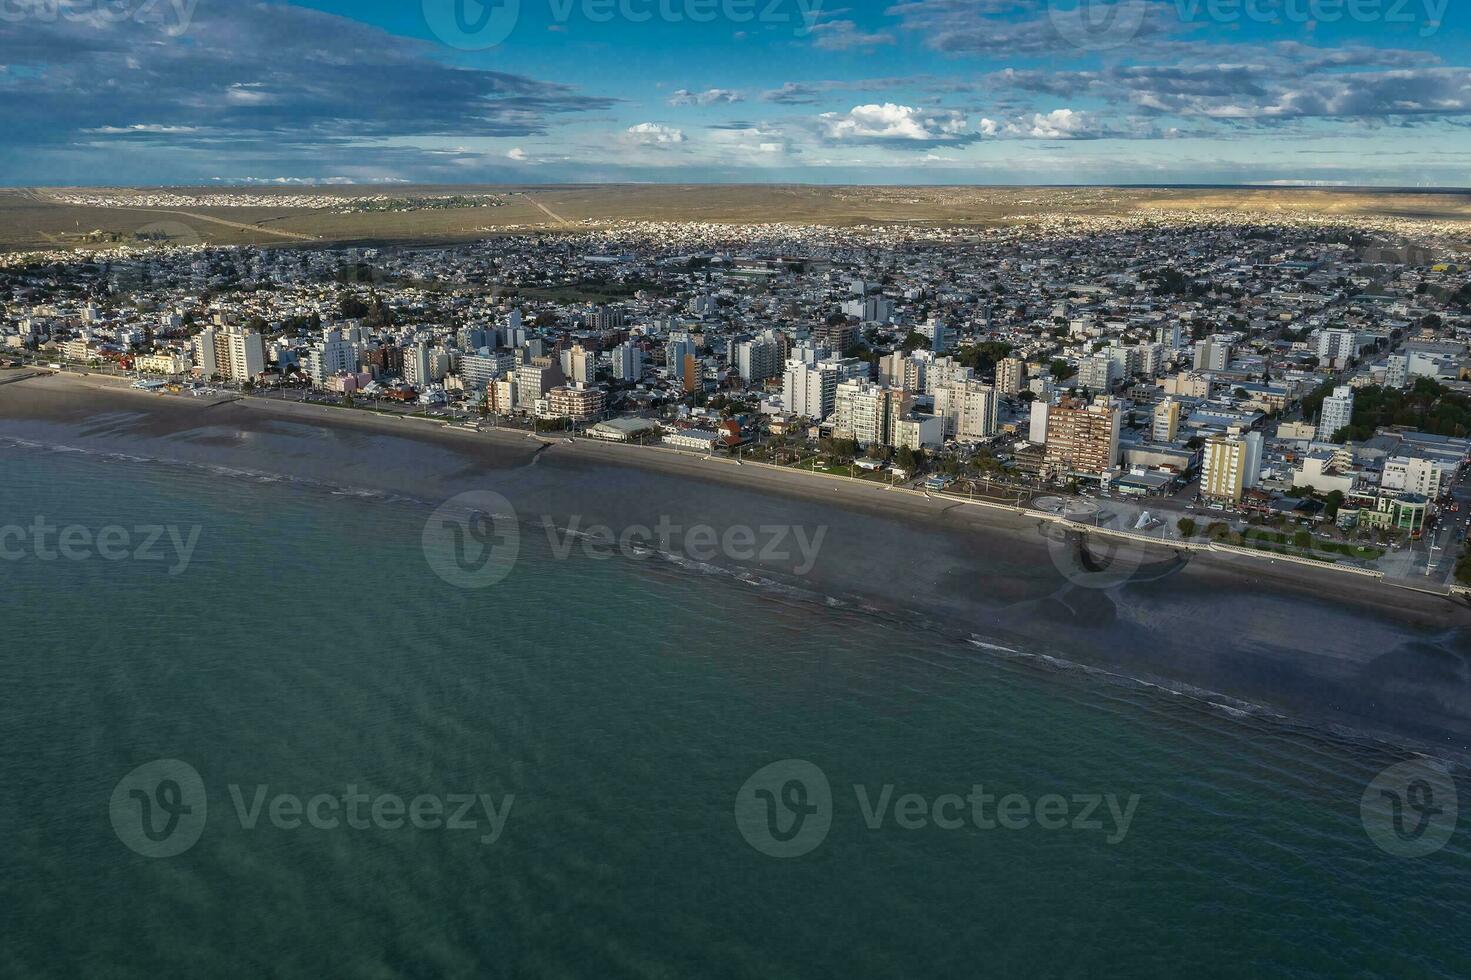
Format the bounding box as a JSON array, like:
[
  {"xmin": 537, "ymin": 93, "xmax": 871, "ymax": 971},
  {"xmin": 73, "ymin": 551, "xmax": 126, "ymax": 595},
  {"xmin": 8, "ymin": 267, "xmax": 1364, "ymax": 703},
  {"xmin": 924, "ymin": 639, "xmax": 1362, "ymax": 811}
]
[{"xmin": 4, "ymin": 370, "xmax": 1471, "ymax": 756}]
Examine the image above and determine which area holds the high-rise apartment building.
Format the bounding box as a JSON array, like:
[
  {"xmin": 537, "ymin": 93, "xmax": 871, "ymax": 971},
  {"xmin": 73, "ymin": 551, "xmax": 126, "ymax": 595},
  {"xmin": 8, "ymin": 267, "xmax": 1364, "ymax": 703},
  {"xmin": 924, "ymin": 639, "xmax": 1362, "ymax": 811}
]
[
  {"xmin": 612, "ymin": 341, "xmax": 643, "ymax": 382},
  {"xmin": 306, "ymin": 327, "xmax": 361, "ymax": 385},
  {"xmin": 996, "ymin": 356, "xmax": 1025, "ymax": 397},
  {"xmin": 1200, "ymin": 433, "xmax": 1263, "ymax": 504},
  {"xmin": 192, "ymin": 324, "xmax": 265, "ymax": 382},
  {"xmin": 1317, "ymin": 328, "xmax": 1357, "ymax": 367},
  {"xmin": 1193, "ymin": 337, "xmax": 1231, "ymax": 372},
  {"xmin": 1042, "ymin": 397, "xmax": 1121, "ymax": 480},
  {"xmin": 1153, "ymin": 398, "xmax": 1180, "ymax": 442},
  {"xmin": 736, "ymin": 331, "xmax": 783, "ymax": 384},
  {"xmin": 933, "ymin": 380, "xmax": 999, "ymax": 442},
  {"xmin": 1317, "ymin": 385, "xmax": 1355, "ymax": 442},
  {"xmin": 515, "ymin": 355, "xmax": 566, "ymax": 411}
]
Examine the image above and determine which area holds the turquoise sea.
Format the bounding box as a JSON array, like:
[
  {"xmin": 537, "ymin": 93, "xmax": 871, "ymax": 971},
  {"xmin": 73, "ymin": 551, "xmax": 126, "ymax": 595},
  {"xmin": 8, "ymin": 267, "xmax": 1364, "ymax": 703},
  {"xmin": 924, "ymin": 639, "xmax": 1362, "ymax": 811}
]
[{"xmin": 2, "ymin": 442, "xmax": 1468, "ymax": 978}]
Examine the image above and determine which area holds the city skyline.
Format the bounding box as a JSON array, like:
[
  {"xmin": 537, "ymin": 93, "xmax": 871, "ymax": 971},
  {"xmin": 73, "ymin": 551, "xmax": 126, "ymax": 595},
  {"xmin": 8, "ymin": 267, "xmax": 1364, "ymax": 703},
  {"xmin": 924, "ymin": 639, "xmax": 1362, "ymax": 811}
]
[{"xmin": 1, "ymin": 0, "xmax": 1469, "ymax": 187}]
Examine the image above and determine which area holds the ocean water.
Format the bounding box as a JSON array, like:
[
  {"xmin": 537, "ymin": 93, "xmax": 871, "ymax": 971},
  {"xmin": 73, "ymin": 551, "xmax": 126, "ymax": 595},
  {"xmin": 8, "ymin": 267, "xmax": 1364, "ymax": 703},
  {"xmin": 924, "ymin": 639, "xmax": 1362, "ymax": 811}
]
[{"xmin": 1, "ymin": 442, "xmax": 1468, "ymax": 978}]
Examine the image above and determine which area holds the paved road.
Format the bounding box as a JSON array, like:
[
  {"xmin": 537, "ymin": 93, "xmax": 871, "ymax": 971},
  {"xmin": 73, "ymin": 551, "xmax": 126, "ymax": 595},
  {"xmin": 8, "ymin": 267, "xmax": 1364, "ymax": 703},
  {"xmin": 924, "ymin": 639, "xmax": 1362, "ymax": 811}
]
[
  {"xmin": 519, "ymin": 193, "xmax": 573, "ymax": 227},
  {"xmin": 24, "ymin": 188, "xmax": 320, "ymax": 242}
]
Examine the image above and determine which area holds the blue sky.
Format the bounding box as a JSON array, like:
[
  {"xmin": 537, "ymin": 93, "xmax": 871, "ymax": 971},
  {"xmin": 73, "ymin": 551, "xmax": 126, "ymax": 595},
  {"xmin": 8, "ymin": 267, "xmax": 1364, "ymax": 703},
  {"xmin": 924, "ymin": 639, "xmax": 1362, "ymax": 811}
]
[{"xmin": 1, "ymin": 0, "xmax": 1468, "ymax": 185}]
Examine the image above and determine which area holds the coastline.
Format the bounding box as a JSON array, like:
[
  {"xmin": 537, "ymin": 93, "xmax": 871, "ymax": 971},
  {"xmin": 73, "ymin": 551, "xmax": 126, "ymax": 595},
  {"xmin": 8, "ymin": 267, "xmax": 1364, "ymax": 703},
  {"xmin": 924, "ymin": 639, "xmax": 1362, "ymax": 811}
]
[{"xmin": 4, "ymin": 370, "xmax": 1471, "ymax": 757}]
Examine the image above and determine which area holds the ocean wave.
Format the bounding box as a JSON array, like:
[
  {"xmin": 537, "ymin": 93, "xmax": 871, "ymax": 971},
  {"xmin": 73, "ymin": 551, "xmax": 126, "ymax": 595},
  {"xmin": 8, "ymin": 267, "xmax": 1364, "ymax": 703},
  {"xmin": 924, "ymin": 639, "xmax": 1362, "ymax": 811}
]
[{"xmin": 0, "ymin": 434, "xmax": 425, "ymax": 507}]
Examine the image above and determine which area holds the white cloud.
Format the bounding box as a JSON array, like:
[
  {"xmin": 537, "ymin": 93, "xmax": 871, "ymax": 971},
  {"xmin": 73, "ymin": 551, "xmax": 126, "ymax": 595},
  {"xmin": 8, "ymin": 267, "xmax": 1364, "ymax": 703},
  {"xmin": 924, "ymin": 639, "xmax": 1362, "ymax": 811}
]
[
  {"xmin": 809, "ymin": 19, "xmax": 895, "ymax": 50},
  {"xmin": 625, "ymin": 122, "xmax": 687, "ymax": 145},
  {"xmin": 668, "ymin": 88, "xmax": 745, "ymax": 106},
  {"xmin": 979, "ymin": 109, "xmax": 1104, "ymax": 139},
  {"xmin": 84, "ymin": 124, "xmax": 201, "ymax": 134},
  {"xmin": 507, "ymin": 147, "xmax": 528, "ymax": 161},
  {"xmin": 224, "ymin": 83, "xmax": 276, "ymax": 106},
  {"xmin": 818, "ymin": 103, "xmax": 970, "ymax": 143}
]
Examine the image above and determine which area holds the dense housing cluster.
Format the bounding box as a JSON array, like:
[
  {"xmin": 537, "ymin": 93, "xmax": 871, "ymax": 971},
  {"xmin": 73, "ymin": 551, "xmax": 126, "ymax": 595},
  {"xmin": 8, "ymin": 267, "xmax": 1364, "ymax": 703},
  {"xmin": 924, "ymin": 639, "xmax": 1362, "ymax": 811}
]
[{"xmin": 5, "ymin": 211, "xmax": 1471, "ymax": 581}]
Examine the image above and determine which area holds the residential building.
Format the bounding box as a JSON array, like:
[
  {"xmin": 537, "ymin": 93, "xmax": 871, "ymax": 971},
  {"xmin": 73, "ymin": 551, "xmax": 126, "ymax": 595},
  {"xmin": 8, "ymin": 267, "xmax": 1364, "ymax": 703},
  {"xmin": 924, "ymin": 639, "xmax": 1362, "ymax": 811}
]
[
  {"xmin": 485, "ymin": 376, "xmax": 517, "ymax": 415},
  {"xmin": 892, "ymin": 414, "xmax": 944, "ymax": 451},
  {"xmin": 612, "ymin": 341, "xmax": 644, "ymax": 382},
  {"xmin": 1077, "ymin": 355, "xmax": 1118, "ymax": 392},
  {"xmin": 1029, "ymin": 400, "xmax": 1050, "ymax": 444},
  {"xmin": 306, "ymin": 327, "xmax": 362, "ymax": 385},
  {"xmin": 880, "ymin": 351, "xmax": 926, "ymax": 392},
  {"xmin": 135, "ymin": 351, "xmax": 190, "ymax": 375},
  {"xmin": 1386, "ymin": 353, "xmax": 1409, "ymax": 389},
  {"xmin": 192, "ymin": 324, "xmax": 264, "ymax": 382},
  {"xmin": 1193, "ymin": 337, "xmax": 1231, "ymax": 372},
  {"xmin": 933, "ymin": 380, "xmax": 999, "ymax": 442},
  {"xmin": 784, "ymin": 356, "xmax": 864, "ymax": 420},
  {"xmin": 916, "ymin": 318, "xmax": 953, "ymax": 353},
  {"xmin": 515, "ymin": 355, "xmax": 566, "ymax": 411},
  {"xmin": 1153, "ymin": 398, "xmax": 1180, "ymax": 442},
  {"xmin": 1200, "ymin": 433, "xmax": 1264, "ymax": 504},
  {"xmin": 833, "ymin": 380, "xmax": 898, "ymax": 446},
  {"xmin": 565, "ymin": 343, "xmax": 597, "ymax": 386},
  {"xmin": 404, "ymin": 342, "xmax": 432, "ymax": 387},
  {"xmin": 459, "ymin": 351, "xmax": 516, "ymax": 392},
  {"xmin": 736, "ymin": 331, "xmax": 783, "ymax": 385},
  {"xmin": 544, "ymin": 384, "xmax": 607, "ymax": 422},
  {"xmin": 996, "ymin": 356, "xmax": 1025, "ymax": 396},
  {"xmin": 1382, "ymin": 456, "xmax": 1443, "ymax": 499},
  {"xmin": 1317, "ymin": 385, "xmax": 1355, "ymax": 442},
  {"xmin": 1317, "ymin": 328, "xmax": 1357, "ymax": 367},
  {"xmin": 1042, "ymin": 397, "xmax": 1121, "ymax": 480}
]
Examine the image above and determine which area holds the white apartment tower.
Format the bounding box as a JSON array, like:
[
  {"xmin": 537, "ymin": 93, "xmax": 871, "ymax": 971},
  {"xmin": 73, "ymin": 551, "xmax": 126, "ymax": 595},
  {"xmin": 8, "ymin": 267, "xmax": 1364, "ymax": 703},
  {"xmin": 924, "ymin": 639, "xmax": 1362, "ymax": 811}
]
[
  {"xmin": 612, "ymin": 342, "xmax": 644, "ymax": 382},
  {"xmin": 1317, "ymin": 386, "xmax": 1355, "ymax": 442},
  {"xmin": 933, "ymin": 380, "xmax": 999, "ymax": 442}
]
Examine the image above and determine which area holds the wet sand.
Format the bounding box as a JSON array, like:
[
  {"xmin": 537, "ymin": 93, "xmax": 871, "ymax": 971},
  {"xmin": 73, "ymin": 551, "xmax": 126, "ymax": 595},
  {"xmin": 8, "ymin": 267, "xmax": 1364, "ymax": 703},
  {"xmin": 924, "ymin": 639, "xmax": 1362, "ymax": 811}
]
[{"xmin": 3, "ymin": 371, "xmax": 1470, "ymax": 756}]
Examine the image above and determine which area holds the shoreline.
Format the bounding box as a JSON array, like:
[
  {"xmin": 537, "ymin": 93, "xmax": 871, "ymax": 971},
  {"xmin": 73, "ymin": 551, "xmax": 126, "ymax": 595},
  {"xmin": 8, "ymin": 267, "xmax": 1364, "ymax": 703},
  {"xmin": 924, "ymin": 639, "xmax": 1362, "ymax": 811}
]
[
  {"xmin": 4, "ymin": 370, "xmax": 1471, "ymax": 757},
  {"xmin": 13, "ymin": 371, "xmax": 1465, "ymax": 597}
]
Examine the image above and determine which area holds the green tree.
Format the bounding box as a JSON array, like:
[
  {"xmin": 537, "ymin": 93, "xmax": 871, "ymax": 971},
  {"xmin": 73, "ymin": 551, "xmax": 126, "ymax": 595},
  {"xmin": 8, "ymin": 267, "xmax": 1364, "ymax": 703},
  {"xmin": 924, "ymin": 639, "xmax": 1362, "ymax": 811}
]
[
  {"xmin": 900, "ymin": 331, "xmax": 931, "ymax": 354},
  {"xmin": 1177, "ymin": 518, "xmax": 1197, "ymax": 538},
  {"xmin": 956, "ymin": 341, "xmax": 1013, "ymax": 375}
]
